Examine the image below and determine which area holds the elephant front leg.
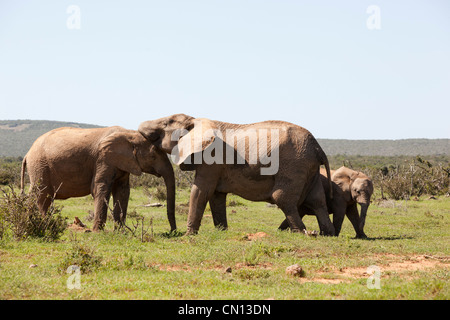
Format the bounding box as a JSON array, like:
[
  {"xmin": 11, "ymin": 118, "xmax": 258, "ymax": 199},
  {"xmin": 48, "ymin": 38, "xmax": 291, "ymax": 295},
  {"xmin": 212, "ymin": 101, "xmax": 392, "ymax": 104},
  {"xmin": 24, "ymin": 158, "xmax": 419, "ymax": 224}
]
[
  {"xmin": 346, "ymin": 204, "xmax": 367, "ymax": 238},
  {"xmin": 209, "ymin": 191, "xmax": 228, "ymax": 230},
  {"xmin": 111, "ymin": 175, "xmax": 130, "ymax": 228},
  {"xmin": 186, "ymin": 169, "xmax": 219, "ymax": 235},
  {"xmin": 186, "ymin": 184, "xmax": 212, "ymax": 235},
  {"xmin": 92, "ymin": 182, "xmax": 113, "ymax": 231}
]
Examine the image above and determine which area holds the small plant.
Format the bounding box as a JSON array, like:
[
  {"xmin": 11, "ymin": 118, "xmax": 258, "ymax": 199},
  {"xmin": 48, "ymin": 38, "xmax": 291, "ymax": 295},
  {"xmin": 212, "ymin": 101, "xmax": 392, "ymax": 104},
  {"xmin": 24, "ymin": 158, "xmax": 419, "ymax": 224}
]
[
  {"xmin": 243, "ymin": 243, "xmax": 264, "ymax": 266},
  {"xmin": 0, "ymin": 186, "xmax": 67, "ymax": 241},
  {"xmin": 60, "ymin": 241, "xmax": 102, "ymax": 274},
  {"xmin": 153, "ymin": 185, "xmax": 167, "ymax": 202},
  {"xmin": 235, "ymin": 268, "xmax": 271, "ymax": 281},
  {"xmin": 227, "ymin": 198, "xmax": 245, "ymax": 207},
  {"xmin": 176, "ymin": 202, "xmax": 189, "ymax": 215}
]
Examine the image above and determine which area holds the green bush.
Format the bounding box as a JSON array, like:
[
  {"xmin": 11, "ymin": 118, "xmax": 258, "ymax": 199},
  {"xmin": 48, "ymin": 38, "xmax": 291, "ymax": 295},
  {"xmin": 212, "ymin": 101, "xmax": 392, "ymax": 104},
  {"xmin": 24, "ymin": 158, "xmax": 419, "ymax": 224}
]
[
  {"xmin": 0, "ymin": 158, "xmax": 22, "ymax": 186},
  {"xmin": 59, "ymin": 241, "xmax": 102, "ymax": 273},
  {"xmin": 0, "ymin": 186, "xmax": 67, "ymax": 241},
  {"xmin": 329, "ymin": 155, "xmax": 450, "ymax": 200}
]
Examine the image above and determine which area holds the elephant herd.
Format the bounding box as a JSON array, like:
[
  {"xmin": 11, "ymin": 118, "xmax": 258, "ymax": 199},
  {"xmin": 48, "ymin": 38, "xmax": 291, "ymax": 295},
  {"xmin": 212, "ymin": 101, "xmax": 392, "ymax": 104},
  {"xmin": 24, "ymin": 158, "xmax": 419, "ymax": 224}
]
[{"xmin": 21, "ymin": 113, "xmax": 373, "ymax": 238}]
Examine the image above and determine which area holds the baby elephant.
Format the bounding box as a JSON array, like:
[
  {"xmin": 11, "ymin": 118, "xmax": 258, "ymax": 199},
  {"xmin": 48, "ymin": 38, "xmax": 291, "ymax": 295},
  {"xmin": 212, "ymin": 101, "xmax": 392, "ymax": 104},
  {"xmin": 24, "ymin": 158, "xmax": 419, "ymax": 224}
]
[
  {"xmin": 21, "ymin": 126, "xmax": 176, "ymax": 232},
  {"xmin": 279, "ymin": 166, "xmax": 373, "ymax": 238}
]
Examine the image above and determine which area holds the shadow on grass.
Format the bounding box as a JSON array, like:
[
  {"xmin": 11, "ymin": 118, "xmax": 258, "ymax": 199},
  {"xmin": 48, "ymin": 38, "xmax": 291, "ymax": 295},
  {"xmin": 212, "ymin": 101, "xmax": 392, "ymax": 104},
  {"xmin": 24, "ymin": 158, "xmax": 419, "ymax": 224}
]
[
  {"xmin": 159, "ymin": 230, "xmax": 185, "ymax": 238},
  {"xmin": 359, "ymin": 235, "xmax": 414, "ymax": 241}
]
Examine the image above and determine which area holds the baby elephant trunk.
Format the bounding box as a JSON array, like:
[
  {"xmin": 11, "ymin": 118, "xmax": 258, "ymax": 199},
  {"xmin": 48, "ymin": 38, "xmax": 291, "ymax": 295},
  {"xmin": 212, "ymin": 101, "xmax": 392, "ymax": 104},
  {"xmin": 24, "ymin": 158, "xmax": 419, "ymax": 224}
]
[{"xmin": 358, "ymin": 202, "xmax": 370, "ymax": 234}]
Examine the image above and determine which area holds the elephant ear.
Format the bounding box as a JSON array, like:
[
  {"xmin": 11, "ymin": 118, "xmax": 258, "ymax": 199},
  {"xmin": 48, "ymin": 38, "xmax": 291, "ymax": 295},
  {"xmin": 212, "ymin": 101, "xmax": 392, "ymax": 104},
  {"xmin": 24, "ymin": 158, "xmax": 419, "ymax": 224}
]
[
  {"xmin": 99, "ymin": 131, "xmax": 143, "ymax": 176},
  {"xmin": 332, "ymin": 169, "xmax": 352, "ymax": 201},
  {"xmin": 172, "ymin": 118, "xmax": 217, "ymax": 165},
  {"xmin": 349, "ymin": 171, "xmax": 362, "ymax": 183}
]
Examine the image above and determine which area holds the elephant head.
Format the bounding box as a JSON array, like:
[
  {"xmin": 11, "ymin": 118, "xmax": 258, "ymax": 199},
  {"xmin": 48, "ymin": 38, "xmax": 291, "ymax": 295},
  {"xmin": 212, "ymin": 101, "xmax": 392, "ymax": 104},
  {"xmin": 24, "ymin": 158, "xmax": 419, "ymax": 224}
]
[
  {"xmin": 350, "ymin": 172, "xmax": 373, "ymax": 228},
  {"xmin": 99, "ymin": 129, "xmax": 176, "ymax": 231},
  {"xmin": 138, "ymin": 114, "xmax": 223, "ymax": 167},
  {"xmin": 138, "ymin": 114, "xmax": 196, "ymax": 155},
  {"xmin": 332, "ymin": 167, "xmax": 373, "ymax": 233}
]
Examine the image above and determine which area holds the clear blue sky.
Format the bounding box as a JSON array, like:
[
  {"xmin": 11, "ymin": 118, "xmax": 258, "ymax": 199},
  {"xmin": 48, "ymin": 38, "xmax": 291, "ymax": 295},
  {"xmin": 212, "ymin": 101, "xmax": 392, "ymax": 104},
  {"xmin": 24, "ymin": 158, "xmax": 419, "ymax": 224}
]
[{"xmin": 1, "ymin": 0, "xmax": 449, "ymax": 139}]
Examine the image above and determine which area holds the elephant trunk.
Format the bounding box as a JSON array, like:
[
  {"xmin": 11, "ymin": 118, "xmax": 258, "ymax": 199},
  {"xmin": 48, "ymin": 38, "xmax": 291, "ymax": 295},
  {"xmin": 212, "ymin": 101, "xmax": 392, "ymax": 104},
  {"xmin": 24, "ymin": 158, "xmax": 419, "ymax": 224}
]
[
  {"xmin": 160, "ymin": 164, "xmax": 176, "ymax": 232},
  {"xmin": 358, "ymin": 202, "xmax": 370, "ymax": 234},
  {"xmin": 20, "ymin": 155, "xmax": 27, "ymax": 195}
]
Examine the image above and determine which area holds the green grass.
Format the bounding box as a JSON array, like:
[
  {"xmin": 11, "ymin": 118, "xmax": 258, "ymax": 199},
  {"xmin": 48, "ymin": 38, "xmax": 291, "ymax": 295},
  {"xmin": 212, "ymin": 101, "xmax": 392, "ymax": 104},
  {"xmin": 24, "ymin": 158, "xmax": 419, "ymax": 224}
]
[{"xmin": 0, "ymin": 187, "xmax": 449, "ymax": 300}]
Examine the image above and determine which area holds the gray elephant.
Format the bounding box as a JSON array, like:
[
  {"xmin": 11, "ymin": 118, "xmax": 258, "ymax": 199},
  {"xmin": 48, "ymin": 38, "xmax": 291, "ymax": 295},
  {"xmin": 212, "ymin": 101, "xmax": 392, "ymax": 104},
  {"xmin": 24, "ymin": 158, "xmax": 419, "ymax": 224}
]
[
  {"xmin": 279, "ymin": 169, "xmax": 367, "ymax": 238},
  {"xmin": 21, "ymin": 126, "xmax": 176, "ymax": 232},
  {"xmin": 138, "ymin": 114, "xmax": 335, "ymax": 235},
  {"xmin": 279, "ymin": 167, "xmax": 373, "ymax": 238},
  {"xmin": 331, "ymin": 166, "xmax": 373, "ymax": 237}
]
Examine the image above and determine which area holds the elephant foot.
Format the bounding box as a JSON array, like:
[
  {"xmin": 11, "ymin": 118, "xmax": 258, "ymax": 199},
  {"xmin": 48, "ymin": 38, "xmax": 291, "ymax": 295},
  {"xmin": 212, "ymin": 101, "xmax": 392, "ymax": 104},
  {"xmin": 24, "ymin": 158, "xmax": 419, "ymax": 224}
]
[
  {"xmin": 185, "ymin": 228, "xmax": 199, "ymax": 236},
  {"xmin": 278, "ymin": 219, "xmax": 290, "ymax": 231},
  {"xmin": 92, "ymin": 221, "xmax": 105, "ymax": 232},
  {"xmin": 299, "ymin": 229, "xmax": 319, "ymax": 237},
  {"xmin": 356, "ymin": 232, "xmax": 368, "ymax": 239},
  {"xmin": 290, "ymin": 228, "xmax": 307, "ymax": 234}
]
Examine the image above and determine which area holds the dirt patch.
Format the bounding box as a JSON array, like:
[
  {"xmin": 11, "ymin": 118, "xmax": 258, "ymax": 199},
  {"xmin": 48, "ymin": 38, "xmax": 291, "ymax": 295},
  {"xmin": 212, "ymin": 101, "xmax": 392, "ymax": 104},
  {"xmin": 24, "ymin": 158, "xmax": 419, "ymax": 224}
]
[
  {"xmin": 155, "ymin": 262, "xmax": 273, "ymax": 273},
  {"xmin": 143, "ymin": 254, "xmax": 447, "ymax": 285},
  {"xmin": 244, "ymin": 232, "xmax": 268, "ymax": 241},
  {"xmin": 235, "ymin": 262, "xmax": 273, "ymax": 270},
  {"xmin": 299, "ymin": 255, "xmax": 449, "ymax": 284},
  {"xmin": 68, "ymin": 217, "xmax": 91, "ymax": 233},
  {"xmin": 345, "ymin": 254, "xmax": 448, "ymax": 275}
]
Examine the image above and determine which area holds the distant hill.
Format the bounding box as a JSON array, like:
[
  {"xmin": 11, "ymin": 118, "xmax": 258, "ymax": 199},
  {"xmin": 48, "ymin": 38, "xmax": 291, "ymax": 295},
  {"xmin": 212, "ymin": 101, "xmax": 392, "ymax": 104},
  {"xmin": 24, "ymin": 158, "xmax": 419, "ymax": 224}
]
[
  {"xmin": 0, "ymin": 120, "xmax": 449, "ymax": 157},
  {"xmin": 0, "ymin": 120, "xmax": 103, "ymax": 157},
  {"xmin": 318, "ymin": 139, "xmax": 450, "ymax": 157}
]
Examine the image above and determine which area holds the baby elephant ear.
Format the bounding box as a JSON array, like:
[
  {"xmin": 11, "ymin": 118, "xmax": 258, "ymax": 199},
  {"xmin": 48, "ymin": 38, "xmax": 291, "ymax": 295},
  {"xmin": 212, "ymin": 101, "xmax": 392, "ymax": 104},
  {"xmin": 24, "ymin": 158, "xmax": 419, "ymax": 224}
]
[
  {"xmin": 99, "ymin": 131, "xmax": 143, "ymax": 176},
  {"xmin": 172, "ymin": 118, "xmax": 216, "ymax": 165},
  {"xmin": 349, "ymin": 171, "xmax": 361, "ymax": 182}
]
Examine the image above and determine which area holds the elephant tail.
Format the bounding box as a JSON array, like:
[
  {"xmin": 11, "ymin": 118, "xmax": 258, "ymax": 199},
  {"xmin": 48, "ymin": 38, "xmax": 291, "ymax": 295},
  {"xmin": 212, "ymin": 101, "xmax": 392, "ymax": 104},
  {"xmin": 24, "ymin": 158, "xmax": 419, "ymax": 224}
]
[
  {"xmin": 20, "ymin": 155, "xmax": 27, "ymax": 195},
  {"xmin": 316, "ymin": 145, "xmax": 333, "ymax": 200}
]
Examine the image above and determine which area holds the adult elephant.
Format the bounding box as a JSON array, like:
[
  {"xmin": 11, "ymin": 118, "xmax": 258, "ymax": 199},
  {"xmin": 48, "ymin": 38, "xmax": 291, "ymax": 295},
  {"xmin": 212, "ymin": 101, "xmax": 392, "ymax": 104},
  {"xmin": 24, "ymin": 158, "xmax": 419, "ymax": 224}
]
[
  {"xmin": 278, "ymin": 166, "xmax": 373, "ymax": 238},
  {"xmin": 21, "ymin": 126, "xmax": 176, "ymax": 232},
  {"xmin": 138, "ymin": 114, "xmax": 335, "ymax": 236}
]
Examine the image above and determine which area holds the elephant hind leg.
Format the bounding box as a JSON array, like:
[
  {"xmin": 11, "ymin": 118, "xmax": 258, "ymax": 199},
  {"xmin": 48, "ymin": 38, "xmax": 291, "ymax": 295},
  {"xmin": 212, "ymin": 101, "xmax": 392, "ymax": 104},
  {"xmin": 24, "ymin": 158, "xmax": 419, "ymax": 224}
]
[
  {"xmin": 272, "ymin": 189, "xmax": 306, "ymax": 232},
  {"xmin": 33, "ymin": 183, "xmax": 54, "ymax": 215},
  {"xmin": 300, "ymin": 174, "xmax": 335, "ymax": 236},
  {"xmin": 209, "ymin": 191, "xmax": 228, "ymax": 230},
  {"xmin": 37, "ymin": 192, "xmax": 53, "ymax": 215},
  {"xmin": 278, "ymin": 205, "xmax": 308, "ymax": 231}
]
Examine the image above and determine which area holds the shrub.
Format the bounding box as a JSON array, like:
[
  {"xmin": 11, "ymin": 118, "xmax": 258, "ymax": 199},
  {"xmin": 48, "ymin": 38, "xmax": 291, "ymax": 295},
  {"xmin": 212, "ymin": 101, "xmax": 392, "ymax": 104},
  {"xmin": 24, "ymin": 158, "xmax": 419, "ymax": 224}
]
[
  {"xmin": 0, "ymin": 157, "xmax": 22, "ymax": 187},
  {"xmin": 375, "ymin": 157, "xmax": 450, "ymax": 200},
  {"xmin": 59, "ymin": 241, "xmax": 102, "ymax": 273},
  {"xmin": 330, "ymin": 155, "xmax": 450, "ymax": 200},
  {"xmin": 0, "ymin": 186, "xmax": 67, "ymax": 241}
]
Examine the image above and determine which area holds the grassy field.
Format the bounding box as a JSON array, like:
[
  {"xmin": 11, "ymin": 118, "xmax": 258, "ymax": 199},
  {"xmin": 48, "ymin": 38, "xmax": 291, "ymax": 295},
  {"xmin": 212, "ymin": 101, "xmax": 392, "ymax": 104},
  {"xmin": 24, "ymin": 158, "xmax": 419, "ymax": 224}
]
[{"xmin": 0, "ymin": 185, "xmax": 449, "ymax": 300}]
